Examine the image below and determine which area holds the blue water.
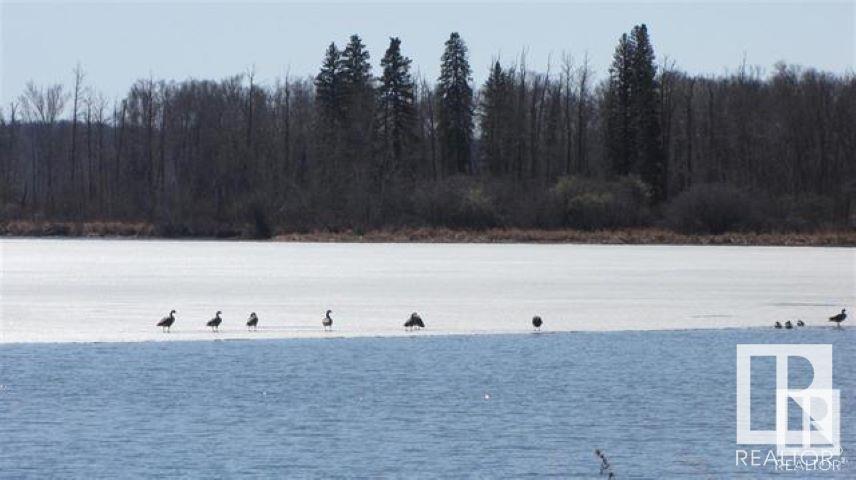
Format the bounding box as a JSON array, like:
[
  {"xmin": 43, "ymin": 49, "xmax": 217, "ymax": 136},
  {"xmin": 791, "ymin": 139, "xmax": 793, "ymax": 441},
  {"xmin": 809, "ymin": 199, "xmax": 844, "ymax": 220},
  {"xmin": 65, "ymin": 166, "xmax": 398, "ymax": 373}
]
[{"xmin": 1, "ymin": 328, "xmax": 853, "ymax": 478}]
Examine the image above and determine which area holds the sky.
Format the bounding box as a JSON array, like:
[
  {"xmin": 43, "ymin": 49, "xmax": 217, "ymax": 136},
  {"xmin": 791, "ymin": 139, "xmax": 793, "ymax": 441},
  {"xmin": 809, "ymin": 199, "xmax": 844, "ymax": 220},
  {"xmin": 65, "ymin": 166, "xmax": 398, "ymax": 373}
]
[{"xmin": 1, "ymin": 1, "xmax": 854, "ymax": 104}]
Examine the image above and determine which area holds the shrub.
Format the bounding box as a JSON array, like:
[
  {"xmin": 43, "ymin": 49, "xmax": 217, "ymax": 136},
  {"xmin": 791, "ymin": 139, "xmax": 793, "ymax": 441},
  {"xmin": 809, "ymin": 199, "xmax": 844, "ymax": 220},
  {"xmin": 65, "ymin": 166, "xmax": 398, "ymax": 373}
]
[
  {"xmin": 550, "ymin": 176, "xmax": 651, "ymax": 230},
  {"xmin": 0, "ymin": 202, "xmax": 23, "ymax": 222},
  {"xmin": 155, "ymin": 220, "xmax": 191, "ymax": 238},
  {"xmin": 665, "ymin": 183, "xmax": 759, "ymax": 234},
  {"xmin": 411, "ymin": 177, "xmax": 502, "ymax": 229},
  {"xmin": 250, "ymin": 203, "xmax": 273, "ymax": 239},
  {"xmin": 774, "ymin": 194, "xmax": 837, "ymax": 231}
]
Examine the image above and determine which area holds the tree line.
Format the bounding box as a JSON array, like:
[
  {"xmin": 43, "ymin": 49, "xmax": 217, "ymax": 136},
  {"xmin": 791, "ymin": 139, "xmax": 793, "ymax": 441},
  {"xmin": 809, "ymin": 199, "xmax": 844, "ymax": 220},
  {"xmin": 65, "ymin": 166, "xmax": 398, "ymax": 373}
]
[{"xmin": 1, "ymin": 26, "xmax": 854, "ymax": 236}]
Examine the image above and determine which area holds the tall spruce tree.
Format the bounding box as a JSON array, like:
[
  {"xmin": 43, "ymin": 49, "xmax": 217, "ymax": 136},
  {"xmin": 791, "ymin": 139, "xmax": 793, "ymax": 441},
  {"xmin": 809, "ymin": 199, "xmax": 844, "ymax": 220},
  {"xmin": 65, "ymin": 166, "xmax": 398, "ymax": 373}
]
[
  {"xmin": 605, "ymin": 32, "xmax": 636, "ymax": 177},
  {"xmin": 630, "ymin": 24, "xmax": 666, "ymax": 202},
  {"xmin": 339, "ymin": 34, "xmax": 373, "ymax": 102},
  {"xmin": 437, "ymin": 32, "xmax": 474, "ymax": 175},
  {"xmin": 315, "ymin": 42, "xmax": 343, "ymax": 123},
  {"xmin": 338, "ymin": 34, "xmax": 375, "ymax": 169},
  {"xmin": 376, "ymin": 37, "xmax": 416, "ymax": 173},
  {"xmin": 604, "ymin": 25, "xmax": 666, "ymax": 202},
  {"xmin": 314, "ymin": 42, "xmax": 345, "ymax": 179},
  {"xmin": 479, "ymin": 60, "xmax": 512, "ymax": 175}
]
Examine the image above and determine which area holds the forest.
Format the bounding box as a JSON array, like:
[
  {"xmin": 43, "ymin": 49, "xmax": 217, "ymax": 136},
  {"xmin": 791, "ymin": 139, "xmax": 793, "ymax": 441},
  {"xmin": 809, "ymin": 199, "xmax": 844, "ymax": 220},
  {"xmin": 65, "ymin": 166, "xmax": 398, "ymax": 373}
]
[{"xmin": 1, "ymin": 25, "xmax": 854, "ymax": 238}]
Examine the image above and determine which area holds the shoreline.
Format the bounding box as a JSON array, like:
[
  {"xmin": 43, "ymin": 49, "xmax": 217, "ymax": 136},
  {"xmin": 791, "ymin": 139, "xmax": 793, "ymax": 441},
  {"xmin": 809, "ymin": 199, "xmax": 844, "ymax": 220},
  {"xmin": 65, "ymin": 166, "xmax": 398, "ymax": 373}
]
[
  {"xmin": 3, "ymin": 324, "xmax": 836, "ymax": 347},
  {"xmin": 1, "ymin": 221, "xmax": 855, "ymax": 246}
]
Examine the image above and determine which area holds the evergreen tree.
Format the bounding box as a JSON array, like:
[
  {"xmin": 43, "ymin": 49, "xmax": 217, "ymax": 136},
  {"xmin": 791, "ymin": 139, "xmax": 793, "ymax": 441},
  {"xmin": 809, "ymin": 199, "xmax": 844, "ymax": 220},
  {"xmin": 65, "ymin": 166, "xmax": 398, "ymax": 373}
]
[
  {"xmin": 376, "ymin": 37, "xmax": 416, "ymax": 172},
  {"xmin": 338, "ymin": 34, "xmax": 375, "ymax": 170},
  {"xmin": 604, "ymin": 24, "xmax": 666, "ymax": 202},
  {"xmin": 605, "ymin": 32, "xmax": 636, "ymax": 177},
  {"xmin": 314, "ymin": 42, "xmax": 345, "ymax": 181},
  {"xmin": 315, "ymin": 42, "xmax": 343, "ymax": 123},
  {"xmin": 437, "ymin": 32, "xmax": 474, "ymax": 175},
  {"xmin": 479, "ymin": 61, "xmax": 512, "ymax": 175},
  {"xmin": 339, "ymin": 34, "xmax": 373, "ymax": 111},
  {"xmin": 630, "ymin": 24, "xmax": 666, "ymax": 202}
]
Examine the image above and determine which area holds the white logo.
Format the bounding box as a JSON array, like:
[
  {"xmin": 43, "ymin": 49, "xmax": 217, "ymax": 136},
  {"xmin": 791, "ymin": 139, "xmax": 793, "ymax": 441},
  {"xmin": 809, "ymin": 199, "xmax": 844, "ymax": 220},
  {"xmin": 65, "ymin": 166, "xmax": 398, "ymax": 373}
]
[{"xmin": 736, "ymin": 344, "xmax": 841, "ymax": 458}]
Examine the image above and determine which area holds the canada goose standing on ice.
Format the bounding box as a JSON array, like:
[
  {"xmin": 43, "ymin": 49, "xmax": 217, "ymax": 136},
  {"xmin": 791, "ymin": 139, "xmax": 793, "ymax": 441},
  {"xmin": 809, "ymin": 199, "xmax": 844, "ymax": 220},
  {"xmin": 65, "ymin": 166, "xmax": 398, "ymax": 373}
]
[
  {"xmin": 532, "ymin": 315, "xmax": 543, "ymax": 331},
  {"xmin": 246, "ymin": 312, "xmax": 259, "ymax": 331},
  {"xmin": 322, "ymin": 310, "xmax": 333, "ymax": 331},
  {"xmin": 796, "ymin": 319, "xmax": 805, "ymax": 327},
  {"xmin": 785, "ymin": 320, "xmax": 793, "ymax": 329},
  {"xmin": 404, "ymin": 312, "xmax": 425, "ymax": 331},
  {"xmin": 774, "ymin": 321, "xmax": 783, "ymax": 329},
  {"xmin": 829, "ymin": 309, "xmax": 847, "ymax": 327},
  {"xmin": 207, "ymin": 311, "xmax": 222, "ymax": 332},
  {"xmin": 157, "ymin": 310, "xmax": 176, "ymax": 332}
]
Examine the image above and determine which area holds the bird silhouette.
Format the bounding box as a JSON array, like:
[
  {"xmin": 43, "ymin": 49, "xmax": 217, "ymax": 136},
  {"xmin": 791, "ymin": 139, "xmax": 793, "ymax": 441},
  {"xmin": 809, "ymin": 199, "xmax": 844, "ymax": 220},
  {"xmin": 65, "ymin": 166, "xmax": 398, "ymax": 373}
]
[
  {"xmin": 322, "ymin": 310, "xmax": 333, "ymax": 331},
  {"xmin": 829, "ymin": 308, "xmax": 847, "ymax": 327},
  {"xmin": 796, "ymin": 319, "xmax": 805, "ymax": 327},
  {"xmin": 404, "ymin": 312, "xmax": 425, "ymax": 331},
  {"xmin": 785, "ymin": 320, "xmax": 793, "ymax": 329},
  {"xmin": 246, "ymin": 312, "xmax": 259, "ymax": 331},
  {"xmin": 157, "ymin": 309, "xmax": 176, "ymax": 332},
  {"xmin": 207, "ymin": 311, "xmax": 222, "ymax": 332},
  {"xmin": 532, "ymin": 315, "xmax": 543, "ymax": 331},
  {"xmin": 774, "ymin": 321, "xmax": 783, "ymax": 329}
]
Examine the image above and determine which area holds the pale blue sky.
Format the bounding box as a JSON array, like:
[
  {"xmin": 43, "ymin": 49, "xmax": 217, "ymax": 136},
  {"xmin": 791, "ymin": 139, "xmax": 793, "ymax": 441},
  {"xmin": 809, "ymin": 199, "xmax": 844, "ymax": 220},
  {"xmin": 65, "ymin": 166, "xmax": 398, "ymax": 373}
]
[{"xmin": 1, "ymin": 1, "xmax": 854, "ymax": 104}]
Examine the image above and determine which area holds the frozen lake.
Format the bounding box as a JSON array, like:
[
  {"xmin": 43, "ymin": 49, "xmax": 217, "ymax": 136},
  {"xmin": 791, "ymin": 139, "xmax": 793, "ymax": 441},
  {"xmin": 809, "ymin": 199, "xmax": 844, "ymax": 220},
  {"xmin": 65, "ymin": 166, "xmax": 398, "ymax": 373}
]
[
  {"xmin": 0, "ymin": 238, "xmax": 852, "ymax": 343},
  {"xmin": 1, "ymin": 329, "xmax": 854, "ymax": 477},
  {"xmin": 1, "ymin": 239, "xmax": 854, "ymax": 476}
]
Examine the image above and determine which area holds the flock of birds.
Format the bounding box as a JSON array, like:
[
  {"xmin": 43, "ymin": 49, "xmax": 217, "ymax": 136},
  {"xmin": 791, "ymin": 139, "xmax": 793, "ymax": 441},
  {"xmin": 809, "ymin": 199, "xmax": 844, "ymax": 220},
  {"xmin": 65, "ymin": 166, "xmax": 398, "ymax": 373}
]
[
  {"xmin": 155, "ymin": 308, "xmax": 848, "ymax": 334},
  {"xmin": 775, "ymin": 308, "xmax": 847, "ymax": 329},
  {"xmin": 156, "ymin": 309, "xmax": 431, "ymax": 333}
]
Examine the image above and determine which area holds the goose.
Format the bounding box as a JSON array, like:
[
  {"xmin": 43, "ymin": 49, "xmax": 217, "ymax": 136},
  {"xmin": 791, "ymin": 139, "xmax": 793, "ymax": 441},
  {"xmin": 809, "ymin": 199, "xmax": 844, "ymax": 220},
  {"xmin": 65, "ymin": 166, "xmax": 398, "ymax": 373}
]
[
  {"xmin": 532, "ymin": 315, "xmax": 543, "ymax": 331},
  {"xmin": 829, "ymin": 308, "xmax": 847, "ymax": 327},
  {"xmin": 246, "ymin": 312, "xmax": 259, "ymax": 331},
  {"xmin": 784, "ymin": 320, "xmax": 793, "ymax": 329},
  {"xmin": 157, "ymin": 310, "xmax": 176, "ymax": 332},
  {"xmin": 322, "ymin": 310, "xmax": 333, "ymax": 331},
  {"xmin": 774, "ymin": 321, "xmax": 783, "ymax": 329},
  {"xmin": 207, "ymin": 311, "xmax": 222, "ymax": 332},
  {"xmin": 404, "ymin": 312, "xmax": 425, "ymax": 331},
  {"xmin": 796, "ymin": 319, "xmax": 805, "ymax": 327}
]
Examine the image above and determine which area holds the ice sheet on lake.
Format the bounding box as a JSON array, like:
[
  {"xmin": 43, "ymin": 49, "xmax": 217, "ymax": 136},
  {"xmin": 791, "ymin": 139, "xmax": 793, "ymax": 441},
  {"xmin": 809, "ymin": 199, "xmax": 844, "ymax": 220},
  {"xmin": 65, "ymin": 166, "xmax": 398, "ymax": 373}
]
[{"xmin": 0, "ymin": 239, "xmax": 853, "ymax": 343}]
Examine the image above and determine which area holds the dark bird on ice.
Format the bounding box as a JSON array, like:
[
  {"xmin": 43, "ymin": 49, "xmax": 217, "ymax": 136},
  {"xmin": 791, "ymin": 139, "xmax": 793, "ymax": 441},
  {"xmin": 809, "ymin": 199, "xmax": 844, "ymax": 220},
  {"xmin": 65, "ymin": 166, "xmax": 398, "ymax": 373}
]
[
  {"xmin": 796, "ymin": 319, "xmax": 805, "ymax": 327},
  {"xmin": 829, "ymin": 308, "xmax": 847, "ymax": 327},
  {"xmin": 157, "ymin": 310, "xmax": 176, "ymax": 332},
  {"xmin": 784, "ymin": 320, "xmax": 793, "ymax": 329},
  {"xmin": 774, "ymin": 321, "xmax": 783, "ymax": 329},
  {"xmin": 207, "ymin": 311, "xmax": 222, "ymax": 332},
  {"xmin": 246, "ymin": 312, "xmax": 259, "ymax": 331},
  {"xmin": 322, "ymin": 310, "xmax": 333, "ymax": 331},
  {"xmin": 532, "ymin": 315, "xmax": 543, "ymax": 331},
  {"xmin": 404, "ymin": 312, "xmax": 425, "ymax": 331}
]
